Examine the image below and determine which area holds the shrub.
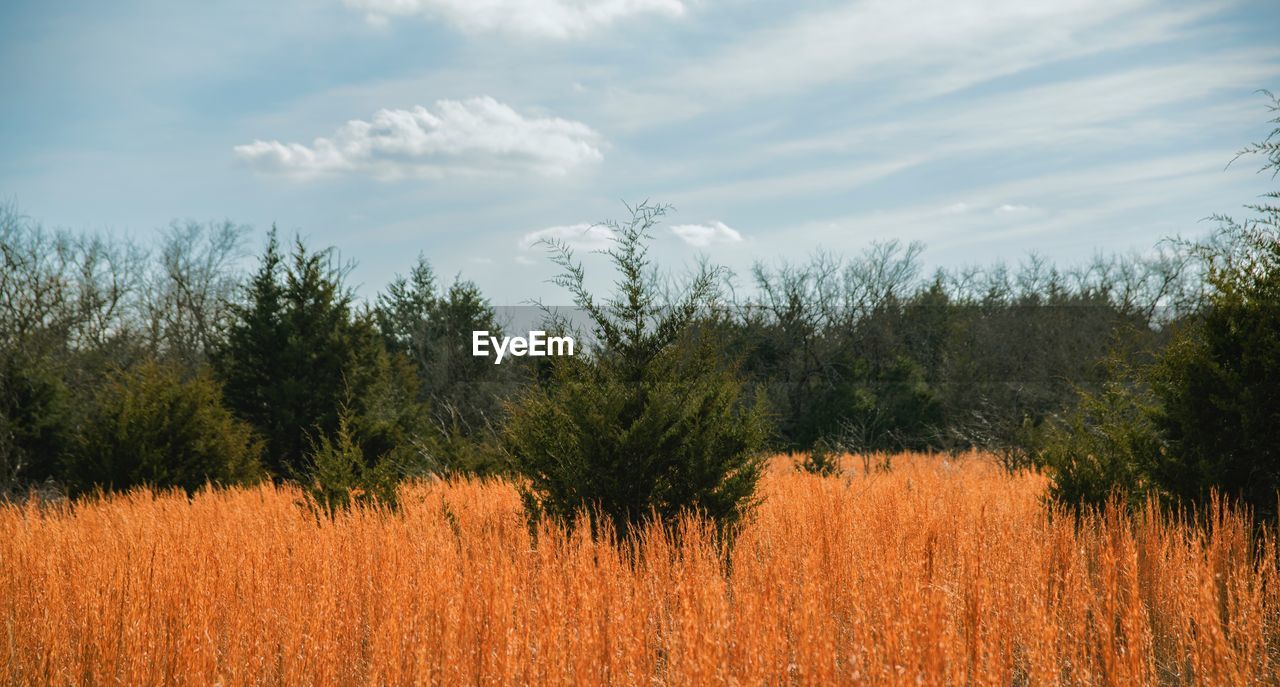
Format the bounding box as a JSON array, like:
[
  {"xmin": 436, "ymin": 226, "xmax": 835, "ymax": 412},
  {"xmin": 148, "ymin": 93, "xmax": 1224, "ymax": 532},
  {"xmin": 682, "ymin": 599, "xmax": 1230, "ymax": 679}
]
[
  {"xmin": 301, "ymin": 405, "xmax": 402, "ymax": 514},
  {"xmin": 504, "ymin": 203, "xmax": 770, "ymax": 537},
  {"xmin": 796, "ymin": 438, "xmax": 842, "ymax": 477},
  {"xmin": 67, "ymin": 360, "xmax": 262, "ymax": 494},
  {"xmin": 1037, "ymin": 359, "xmax": 1165, "ymax": 510},
  {"xmin": 0, "ymin": 352, "xmax": 74, "ymax": 491}
]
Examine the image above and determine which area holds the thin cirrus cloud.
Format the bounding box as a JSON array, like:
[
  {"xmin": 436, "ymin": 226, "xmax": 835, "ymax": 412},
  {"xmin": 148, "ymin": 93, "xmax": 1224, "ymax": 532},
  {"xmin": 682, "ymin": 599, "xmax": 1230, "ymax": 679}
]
[
  {"xmin": 735, "ymin": 0, "xmax": 1205, "ymax": 100},
  {"xmin": 343, "ymin": 0, "xmax": 686, "ymax": 38},
  {"xmin": 772, "ymin": 150, "xmax": 1238, "ymax": 255},
  {"xmin": 660, "ymin": 53, "xmax": 1278, "ymax": 212},
  {"xmin": 234, "ymin": 97, "xmax": 604, "ymax": 180},
  {"xmin": 669, "ymin": 221, "xmax": 744, "ymax": 248},
  {"xmin": 597, "ymin": 0, "xmax": 1219, "ymax": 129}
]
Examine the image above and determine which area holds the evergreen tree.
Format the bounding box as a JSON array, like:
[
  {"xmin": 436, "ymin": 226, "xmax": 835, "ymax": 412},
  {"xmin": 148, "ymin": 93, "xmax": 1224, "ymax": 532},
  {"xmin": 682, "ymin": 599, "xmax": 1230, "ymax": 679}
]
[
  {"xmin": 375, "ymin": 255, "xmax": 513, "ymax": 472},
  {"xmin": 376, "ymin": 256, "xmax": 504, "ymax": 409},
  {"xmin": 0, "ymin": 351, "xmax": 73, "ymax": 489},
  {"xmin": 215, "ymin": 228, "xmax": 287, "ymax": 473},
  {"xmin": 1042, "ymin": 92, "xmax": 1280, "ymax": 517},
  {"xmin": 216, "ymin": 230, "xmax": 384, "ymax": 478},
  {"xmin": 1150, "ymin": 175, "xmax": 1280, "ymax": 517},
  {"xmin": 504, "ymin": 203, "xmax": 769, "ymax": 537},
  {"xmin": 375, "ymin": 255, "xmax": 438, "ymax": 361}
]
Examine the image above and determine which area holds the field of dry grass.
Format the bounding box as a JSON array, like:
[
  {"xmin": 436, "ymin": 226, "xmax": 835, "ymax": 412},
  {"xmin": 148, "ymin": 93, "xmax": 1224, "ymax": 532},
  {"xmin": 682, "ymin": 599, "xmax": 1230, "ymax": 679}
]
[{"xmin": 3, "ymin": 453, "xmax": 1279, "ymax": 685}]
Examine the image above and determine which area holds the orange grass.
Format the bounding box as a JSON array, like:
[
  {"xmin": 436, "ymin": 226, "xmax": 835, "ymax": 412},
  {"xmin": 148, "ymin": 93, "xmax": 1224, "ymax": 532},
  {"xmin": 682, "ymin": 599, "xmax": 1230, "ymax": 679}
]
[{"xmin": 3, "ymin": 452, "xmax": 1279, "ymax": 685}]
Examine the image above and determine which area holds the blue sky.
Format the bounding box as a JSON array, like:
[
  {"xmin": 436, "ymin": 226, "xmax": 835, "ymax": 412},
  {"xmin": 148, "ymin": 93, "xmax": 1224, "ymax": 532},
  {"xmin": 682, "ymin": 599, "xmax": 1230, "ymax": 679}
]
[{"xmin": 2, "ymin": 0, "xmax": 1278, "ymax": 303}]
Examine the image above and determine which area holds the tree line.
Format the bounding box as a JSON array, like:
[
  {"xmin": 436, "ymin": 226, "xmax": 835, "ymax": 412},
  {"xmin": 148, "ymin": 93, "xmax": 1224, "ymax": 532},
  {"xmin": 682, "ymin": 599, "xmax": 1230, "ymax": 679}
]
[{"xmin": 2, "ymin": 93, "xmax": 1278, "ymax": 528}]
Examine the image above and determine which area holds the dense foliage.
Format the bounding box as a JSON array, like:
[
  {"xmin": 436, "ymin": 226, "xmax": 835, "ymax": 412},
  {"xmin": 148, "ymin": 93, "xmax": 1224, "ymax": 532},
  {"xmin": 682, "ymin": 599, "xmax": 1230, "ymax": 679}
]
[
  {"xmin": 215, "ymin": 231, "xmax": 388, "ymax": 478},
  {"xmin": 66, "ymin": 360, "xmax": 262, "ymax": 495},
  {"xmin": 374, "ymin": 255, "xmax": 517, "ymax": 474},
  {"xmin": 504, "ymin": 204, "xmax": 769, "ymax": 535}
]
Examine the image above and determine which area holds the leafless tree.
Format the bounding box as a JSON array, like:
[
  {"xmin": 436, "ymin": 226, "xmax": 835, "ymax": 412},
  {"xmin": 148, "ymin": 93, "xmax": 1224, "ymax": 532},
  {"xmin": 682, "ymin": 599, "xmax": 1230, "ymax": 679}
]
[{"xmin": 142, "ymin": 220, "xmax": 249, "ymax": 369}]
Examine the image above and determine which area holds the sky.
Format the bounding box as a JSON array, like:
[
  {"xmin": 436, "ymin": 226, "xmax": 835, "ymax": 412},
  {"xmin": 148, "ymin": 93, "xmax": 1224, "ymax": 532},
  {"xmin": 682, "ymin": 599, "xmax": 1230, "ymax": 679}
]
[{"xmin": 2, "ymin": 0, "xmax": 1279, "ymax": 304}]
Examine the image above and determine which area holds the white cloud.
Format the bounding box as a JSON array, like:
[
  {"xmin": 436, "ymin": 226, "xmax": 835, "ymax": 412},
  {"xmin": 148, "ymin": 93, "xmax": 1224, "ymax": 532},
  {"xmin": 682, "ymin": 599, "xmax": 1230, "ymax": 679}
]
[
  {"xmin": 947, "ymin": 201, "xmax": 1031, "ymax": 215},
  {"xmin": 344, "ymin": 0, "xmax": 685, "ymax": 39},
  {"xmin": 520, "ymin": 223, "xmax": 616, "ymax": 251},
  {"xmin": 234, "ymin": 97, "xmax": 604, "ymax": 180},
  {"xmin": 669, "ymin": 220, "xmax": 744, "ymax": 248}
]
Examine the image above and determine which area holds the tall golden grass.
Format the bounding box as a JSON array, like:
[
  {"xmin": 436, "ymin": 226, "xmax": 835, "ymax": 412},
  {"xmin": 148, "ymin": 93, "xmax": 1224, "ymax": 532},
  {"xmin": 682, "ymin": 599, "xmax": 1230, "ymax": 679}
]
[{"xmin": 3, "ymin": 453, "xmax": 1278, "ymax": 685}]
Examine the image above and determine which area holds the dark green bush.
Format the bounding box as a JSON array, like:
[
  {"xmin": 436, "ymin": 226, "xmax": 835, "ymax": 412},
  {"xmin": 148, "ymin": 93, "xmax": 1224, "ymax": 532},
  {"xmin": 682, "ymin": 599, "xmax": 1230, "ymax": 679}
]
[
  {"xmin": 0, "ymin": 352, "xmax": 74, "ymax": 491},
  {"xmin": 504, "ymin": 203, "xmax": 770, "ymax": 537},
  {"xmin": 1145, "ymin": 92, "xmax": 1280, "ymax": 519},
  {"xmin": 301, "ymin": 405, "xmax": 403, "ymax": 514},
  {"xmin": 1037, "ymin": 359, "xmax": 1165, "ymax": 510},
  {"xmin": 796, "ymin": 438, "xmax": 841, "ymax": 477},
  {"xmin": 68, "ymin": 361, "xmax": 263, "ymax": 494}
]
